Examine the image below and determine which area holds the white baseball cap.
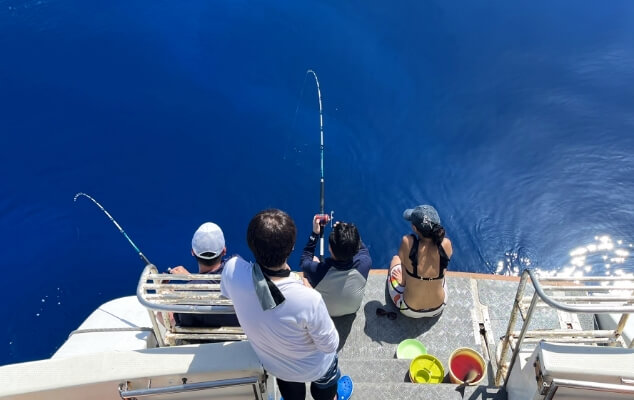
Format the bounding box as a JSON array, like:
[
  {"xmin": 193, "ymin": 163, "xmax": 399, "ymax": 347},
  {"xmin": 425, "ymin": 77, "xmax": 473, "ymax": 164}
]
[{"xmin": 191, "ymin": 222, "xmax": 225, "ymax": 259}]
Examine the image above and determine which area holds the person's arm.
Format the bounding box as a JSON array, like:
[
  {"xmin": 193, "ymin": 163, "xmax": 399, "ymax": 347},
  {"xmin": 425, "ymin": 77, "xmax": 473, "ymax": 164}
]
[
  {"xmin": 397, "ymin": 235, "xmax": 411, "ymax": 264},
  {"xmin": 300, "ymin": 233, "xmax": 319, "ymax": 269},
  {"xmin": 441, "ymin": 237, "xmax": 453, "ymax": 259},
  {"xmin": 168, "ymin": 266, "xmax": 190, "ymax": 275},
  {"xmin": 306, "ymin": 298, "xmax": 339, "ymax": 354},
  {"xmin": 352, "ymin": 240, "xmax": 372, "ymax": 280},
  {"xmin": 220, "ymin": 258, "xmax": 233, "ymax": 299},
  {"xmin": 396, "ymin": 235, "xmax": 412, "ymax": 286},
  {"xmin": 300, "ymin": 216, "xmax": 322, "ymax": 286}
]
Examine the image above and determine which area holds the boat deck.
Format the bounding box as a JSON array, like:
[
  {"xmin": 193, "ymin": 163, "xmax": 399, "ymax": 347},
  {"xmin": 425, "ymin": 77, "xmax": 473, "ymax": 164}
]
[
  {"xmin": 1, "ymin": 269, "xmax": 628, "ymax": 400},
  {"xmin": 327, "ymin": 271, "xmax": 595, "ymax": 400}
]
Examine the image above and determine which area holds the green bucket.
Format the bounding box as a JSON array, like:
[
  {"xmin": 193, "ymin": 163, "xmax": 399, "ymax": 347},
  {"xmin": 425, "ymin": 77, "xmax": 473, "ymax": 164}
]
[{"xmin": 396, "ymin": 339, "xmax": 427, "ymax": 359}]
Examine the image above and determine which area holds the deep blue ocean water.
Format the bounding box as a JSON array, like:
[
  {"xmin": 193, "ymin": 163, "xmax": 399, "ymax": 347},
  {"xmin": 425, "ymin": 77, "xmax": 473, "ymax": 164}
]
[{"xmin": 2, "ymin": 1, "xmax": 634, "ymax": 365}]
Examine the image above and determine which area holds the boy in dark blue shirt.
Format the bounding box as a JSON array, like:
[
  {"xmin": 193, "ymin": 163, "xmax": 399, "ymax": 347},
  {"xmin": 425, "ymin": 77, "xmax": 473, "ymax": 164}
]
[{"xmin": 300, "ymin": 216, "xmax": 372, "ymax": 317}]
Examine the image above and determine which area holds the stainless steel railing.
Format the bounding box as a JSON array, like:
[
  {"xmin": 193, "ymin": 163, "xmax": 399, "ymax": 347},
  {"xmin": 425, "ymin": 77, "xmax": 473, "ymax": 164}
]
[
  {"xmin": 119, "ymin": 376, "xmax": 264, "ymax": 399},
  {"xmin": 543, "ymin": 378, "xmax": 634, "ymax": 400},
  {"xmin": 496, "ymin": 268, "xmax": 634, "ymax": 386},
  {"xmin": 137, "ymin": 264, "xmax": 246, "ymax": 346}
]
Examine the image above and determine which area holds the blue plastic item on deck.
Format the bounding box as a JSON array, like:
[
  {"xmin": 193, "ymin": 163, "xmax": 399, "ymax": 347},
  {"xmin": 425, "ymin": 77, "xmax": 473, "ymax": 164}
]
[
  {"xmin": 278, "ymin": 375, "xmax": 353, "ymax": 400},
  {"xmin": 338, "ymin": 375, "xmax": 354, "ymax": 400}
]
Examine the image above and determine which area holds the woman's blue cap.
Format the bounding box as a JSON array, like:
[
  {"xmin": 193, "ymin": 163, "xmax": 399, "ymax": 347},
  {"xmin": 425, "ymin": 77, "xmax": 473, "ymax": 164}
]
[{"xmin": 403, "ymin": 205, "xmax": 440, "ymax": 230}]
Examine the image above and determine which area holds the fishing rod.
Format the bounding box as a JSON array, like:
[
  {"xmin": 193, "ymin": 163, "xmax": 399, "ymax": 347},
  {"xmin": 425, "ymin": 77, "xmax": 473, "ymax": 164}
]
[
  {"xmin": 73, "ymin": 192, "xmax": 152, "ymax": 266},
  {"xmin": 307, "ymin": 69, "xmax": 333, "ymax": 261}
]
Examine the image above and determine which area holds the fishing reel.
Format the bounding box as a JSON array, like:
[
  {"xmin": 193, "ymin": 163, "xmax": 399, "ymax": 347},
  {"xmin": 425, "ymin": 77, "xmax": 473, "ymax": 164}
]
[{"xmin": 315, "ymin": 211, "xmax": 334, "ymax": 227}]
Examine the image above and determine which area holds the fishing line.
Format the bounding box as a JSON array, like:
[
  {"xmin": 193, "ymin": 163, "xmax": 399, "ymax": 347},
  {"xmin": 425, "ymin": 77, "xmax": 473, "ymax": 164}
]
[
  {"xmin": 290, "ymin": 72, "xmax": 310, "ymax": 139},
  {"xmin": 283, "ymin": 72, "xmax": 310, "ymax": 161},
  {"xmin": 73, "ymin": 192, "xmax": 151, "ymax": 266}
]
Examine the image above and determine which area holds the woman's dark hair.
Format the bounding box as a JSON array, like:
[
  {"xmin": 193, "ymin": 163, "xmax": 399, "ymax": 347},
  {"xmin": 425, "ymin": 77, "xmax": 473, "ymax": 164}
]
[
  {"xmin": 328, "ymin": 222, "xmax": 360, "ymax": 261},
  {"xmin": 416, "ymin": 223, "xmax": 445, "ymax": 246},
  {"xmin": 247, "ymin": 209, "xmax": 296, "ymax": 268}
]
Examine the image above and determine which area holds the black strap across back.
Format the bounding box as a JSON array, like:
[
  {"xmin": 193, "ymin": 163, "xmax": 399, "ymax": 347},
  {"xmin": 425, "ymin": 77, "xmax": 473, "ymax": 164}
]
[{"xmin": 406, "ymin": 234, "xmax": 449, "ymax": 280}]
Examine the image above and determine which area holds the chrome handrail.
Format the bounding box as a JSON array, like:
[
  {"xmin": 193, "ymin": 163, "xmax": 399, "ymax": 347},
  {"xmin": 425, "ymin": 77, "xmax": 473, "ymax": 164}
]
[
  {"xmin": 526, "ymin": 269, "xmax": 634, "ymax": 314},
  {"xmin": 119, "ymin": 376, "xmax": 263, "ymax": 399},
  {"xmin": 496, "ymin": 268, "xmax": 634, "ymax": 386},
  {"xmin": 137, "ymin": 264, "xmax": 245, "ymax": 346},
  {"xmin": 137, "ymin": 264, "xmax": 236, "ymax": 314},
  {"xmin": 544, "ymin": 378, "xmax": 634, "ymax": 400}
]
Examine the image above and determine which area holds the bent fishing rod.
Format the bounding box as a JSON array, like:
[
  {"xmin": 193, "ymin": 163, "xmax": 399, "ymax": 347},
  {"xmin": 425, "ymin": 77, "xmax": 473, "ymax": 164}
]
[
  {"xmin": 74, "ymin": 192, "xmax": 152, "ymax": 266},
  {"xmin": 307, "ymin": 69, "xmax": 333, "ymax": 260}
]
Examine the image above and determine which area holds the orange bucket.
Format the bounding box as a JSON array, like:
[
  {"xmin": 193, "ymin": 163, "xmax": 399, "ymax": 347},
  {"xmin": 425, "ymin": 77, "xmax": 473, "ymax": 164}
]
[{"xmin": 448, "ymin": 348, "xmax": 486, "ymax": 385}]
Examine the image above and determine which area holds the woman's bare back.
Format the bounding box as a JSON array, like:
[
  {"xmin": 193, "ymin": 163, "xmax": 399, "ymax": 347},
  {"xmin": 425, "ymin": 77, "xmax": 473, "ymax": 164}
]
[{"xmin": 397, "ymin": 235, "xmax": 452, "ymax": 310}]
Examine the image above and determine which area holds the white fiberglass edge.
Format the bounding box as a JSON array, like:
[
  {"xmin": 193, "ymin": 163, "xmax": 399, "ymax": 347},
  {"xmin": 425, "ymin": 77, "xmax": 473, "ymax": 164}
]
[
  {"xmin": 53, "ymin": 296, "xmax": 156, "ymax": 359},
  {"xmin": 0, "ymin": 341, "xmax": 264, "ymax": 400}
]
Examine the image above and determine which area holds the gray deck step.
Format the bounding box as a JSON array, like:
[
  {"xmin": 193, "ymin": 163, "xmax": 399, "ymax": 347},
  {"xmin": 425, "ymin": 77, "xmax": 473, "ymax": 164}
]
[
  {"xmin": 339, "ymin": 358, "xmax": 497, "ymax": 385},
  {"xmin": 271, "ymin": 381, "xmax": 506, "ymax": 400},
  {"xmin": 270, "ymin": 273, "xmax": 525, "ymax": 399},
  {"xmin": 333, "ymin": 274, "xmax": 499, "ymax": 388},
  {"xmin": 334, "ymin": 275, "xmax": 484, "ymax": 365},
  {"xmin": 349, "ymin": 382, "xmax": 507, "ymax": 400},
  {"xmin": 338, "ymin": 358, "xmax": 417, "ymax": 383}
]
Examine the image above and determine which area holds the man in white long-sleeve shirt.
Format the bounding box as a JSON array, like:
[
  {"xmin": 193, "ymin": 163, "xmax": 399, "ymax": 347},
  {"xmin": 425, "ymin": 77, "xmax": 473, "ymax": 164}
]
[{"xmin": 221, "ymin": 209, "xmax": 344, "ymax": 400}]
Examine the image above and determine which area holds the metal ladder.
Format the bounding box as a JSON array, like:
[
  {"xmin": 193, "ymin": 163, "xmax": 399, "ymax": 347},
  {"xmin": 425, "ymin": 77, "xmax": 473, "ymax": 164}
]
[{"xmin": 495, "ymin": 268, "xmax": 634, "ymax": 387}]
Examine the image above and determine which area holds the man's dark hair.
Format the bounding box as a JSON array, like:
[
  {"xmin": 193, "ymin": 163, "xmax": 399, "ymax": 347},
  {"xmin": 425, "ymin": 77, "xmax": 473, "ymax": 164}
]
[
  {"xmin": 247, "ymin": 209, "xmax": 296, "ymax": 268},
  {"xmin": 195, "ymin": 252, "xmax": 223, "ymax": 267},
  {"xmin": 328, "ymin": 222, "xmax": 360, "ymax": 262}
]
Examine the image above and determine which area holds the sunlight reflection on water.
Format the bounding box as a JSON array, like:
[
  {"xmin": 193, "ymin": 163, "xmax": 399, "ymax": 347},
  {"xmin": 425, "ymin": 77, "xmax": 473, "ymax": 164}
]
[{"xmin": 496, "ymin": 235, "xmax": 634, "ymax": 279}]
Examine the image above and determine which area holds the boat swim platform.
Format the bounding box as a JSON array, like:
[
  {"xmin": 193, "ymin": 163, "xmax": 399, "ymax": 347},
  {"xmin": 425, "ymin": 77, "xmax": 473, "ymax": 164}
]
[{"xmin": 326, "ymin": 270, "xmax": 596, "ymax": 400}]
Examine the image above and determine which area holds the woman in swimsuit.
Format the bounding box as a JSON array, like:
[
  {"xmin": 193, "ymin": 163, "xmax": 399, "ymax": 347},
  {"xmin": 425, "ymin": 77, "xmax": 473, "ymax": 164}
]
[{"xmin": 387, "ymin": 204, "xmax": 453, "ymax": 318}]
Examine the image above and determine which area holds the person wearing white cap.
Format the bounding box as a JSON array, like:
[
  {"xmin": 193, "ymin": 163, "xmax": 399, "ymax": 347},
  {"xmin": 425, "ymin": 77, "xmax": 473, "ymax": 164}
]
[
  {"xmin": 169, "ymin": 222, "xmax": 226, "ymax": 274},
  {"xmin": 169, "ymin": 222, "xmax": 239, "ymax": 327},
  {"xmin": 386, "ymin": 204, "xmax": 453, "ymax": 318}
]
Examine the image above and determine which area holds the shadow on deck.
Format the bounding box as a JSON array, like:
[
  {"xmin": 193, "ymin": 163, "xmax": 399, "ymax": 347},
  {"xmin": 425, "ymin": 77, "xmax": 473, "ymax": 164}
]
[{"xmin": 332, "ymin": 271, "xmax": 516, "ymax": 400}]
